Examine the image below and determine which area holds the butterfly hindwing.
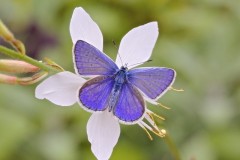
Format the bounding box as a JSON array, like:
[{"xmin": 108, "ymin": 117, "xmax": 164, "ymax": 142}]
[
  {"xmin": 113, "ymin": 83, "xmax": 145, "ymax": 123},
  {"xmin": 79, "ymin": 76, "xmax": 114, "ymax": 111},
  {"xmin": 128, "ymin": 67, "xmax": 176, "ymax": 100},
  {"xmin": 74, "ymin": 40, "xmax": 118, "ymax": 76}
]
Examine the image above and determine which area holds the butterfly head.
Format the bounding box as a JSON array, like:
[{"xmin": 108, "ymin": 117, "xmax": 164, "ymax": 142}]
[{"xmin": 120, "ymin": 65, "xmax": 128, "ymax": 72}]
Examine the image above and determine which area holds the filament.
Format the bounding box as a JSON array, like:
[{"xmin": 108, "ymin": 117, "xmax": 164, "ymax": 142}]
[
  {"xmin": 147, "ymin": 109, "xmax": 165, "ymax": 120},
  {"xmin": 169, "ymin": 87, "xmax": 184, "ymax": 92},
  {"xmin": 138, "ymin": 122, "xmax": 153, "ymax": 140},
  {"xmin": 157, "ymin": 103, "xmax": 171, "ymax": 110}
]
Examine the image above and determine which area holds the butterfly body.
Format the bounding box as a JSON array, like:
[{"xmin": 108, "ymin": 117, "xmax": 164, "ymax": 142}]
[
  {"xmin": 108, "ymin": 66, "xmax": 128, "ymax": 112},
  {"xmin": 74, "ymin": 40, "xmax": 176, "ymax": 124}
]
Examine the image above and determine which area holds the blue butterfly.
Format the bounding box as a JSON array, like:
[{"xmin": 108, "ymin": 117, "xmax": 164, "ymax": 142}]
[{"xmin": 74, "ymin": 40, "xmax": 175, "ymax": 124}]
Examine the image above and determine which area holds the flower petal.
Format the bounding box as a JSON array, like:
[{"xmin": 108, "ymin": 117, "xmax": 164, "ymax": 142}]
[
  {"xmin": 35, "ymin": 71, "xmax": 85, "ymax": 106},
  {"xmin": 87, "ymin": 111, "xmax": 120, "ymax": 160},
  {"xmin": 70, "ymin": 7, "xmax": 103, "ymax": 51},
  {"xmin": 116, "ymin": 22, "xmax": 159, "ymax": 69}
]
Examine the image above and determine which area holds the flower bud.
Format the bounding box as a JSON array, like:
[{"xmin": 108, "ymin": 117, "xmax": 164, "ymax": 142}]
[
  {"xmin": 0, "ymin": 71, "xmax": 48, "ymax": 85},
  {"xmin": 0, "ymin": 20, "xmax": 25, "ymax": 54},
  {"xmin": 0, "ymin": 20, "xmax": 13, "ymax": 41},
  {"xmin": 0, "ymin": 73, "xmax": 17, "ymax": 84},
  {"xmin": 0, "ymin": 59, "xmax": 39, "ymax": 73}
]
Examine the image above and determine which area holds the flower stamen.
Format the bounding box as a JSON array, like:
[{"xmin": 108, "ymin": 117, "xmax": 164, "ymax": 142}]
[
  {"xmin": 147, "ymin": 109, "xmax": 165, "ymax": 121},
  {"xmin": 139, "ymin": 120, "xmax": 166, "ymax": 138},
  {"xmin": 138, "ymin": 122, "xmax": 153, "ymax": 140},
  {"xmin": 157, "ymin": 102, "xmax": 171, "ymax": 110},
  {"xmin": 138, "ymin": 109, "xmax": 167, "ymax": 139},
  {"xmin": 169, "ymin": 87, "xmax": 184, "ymax": 92}
]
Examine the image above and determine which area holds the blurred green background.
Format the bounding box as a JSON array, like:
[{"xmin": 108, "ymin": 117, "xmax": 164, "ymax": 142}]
[{"xmin": 0, "ymin": 0, "xmax": 240, "ymax": 160}]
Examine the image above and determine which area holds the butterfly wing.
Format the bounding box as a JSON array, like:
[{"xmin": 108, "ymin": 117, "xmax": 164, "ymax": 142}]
[
  {"xmin": 74, "ymin": 40, "xmax": 118, "ymax": 76},
  {"xmin": 128, "ymin": 67, "xmax": 176, "ymax": 100},
  {"xmin": 78, "ymin": 76, "xmax": 114, "ymax": 111},
  {"xmin": 113, "ymin": 83, "xmax": 145, "ymax": 124}
]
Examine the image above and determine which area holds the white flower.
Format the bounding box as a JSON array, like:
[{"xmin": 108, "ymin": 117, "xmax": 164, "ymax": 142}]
[{"xmin": 36, "ymin": 7, "xmax": 174, "ymax": 160}]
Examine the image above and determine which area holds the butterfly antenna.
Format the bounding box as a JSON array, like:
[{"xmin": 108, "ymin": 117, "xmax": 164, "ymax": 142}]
[
  {"xmin": 127, "ymin": 59, "xmax": 152, "ymax": 68},
  {"xmin": 112, "ymin": 40, "xmax": 124, "ymax": 66}
]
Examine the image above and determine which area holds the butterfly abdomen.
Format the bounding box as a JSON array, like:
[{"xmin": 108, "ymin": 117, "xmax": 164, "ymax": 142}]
[{"xmin": 108, "ymin": 86, "xmax": 121, "ymax": 112}]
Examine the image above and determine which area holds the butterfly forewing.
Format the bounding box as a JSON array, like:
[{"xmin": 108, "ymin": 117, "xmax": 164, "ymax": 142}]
[
  {"xmin": 79, "ymin": 76, "xmax": 114, "ymax": 111},
  {"xmin": 74, "ymin": 40, "xmax": 118, "ymax": 76},
  {"xmin": 128, "ymin": 67, "xmax": 176, "ymax": 100},
  {"xmin": 113, "ymin": 83, "xmax": 145, "ymax": 123}
]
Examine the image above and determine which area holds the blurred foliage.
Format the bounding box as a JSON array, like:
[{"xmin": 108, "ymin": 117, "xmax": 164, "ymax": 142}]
[{"xmin": 0, "ymin": 0, "xmax": 240, "ymax": 160}]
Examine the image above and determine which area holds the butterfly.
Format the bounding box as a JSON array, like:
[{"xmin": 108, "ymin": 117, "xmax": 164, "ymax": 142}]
[{"xmin": 74, "ymin": 40, "xmax": 176, "ymax": 124}]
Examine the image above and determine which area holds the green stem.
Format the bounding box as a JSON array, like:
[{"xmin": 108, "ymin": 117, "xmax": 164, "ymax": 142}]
[
  {"xmin": 0, "ymin": 45, "xmax": 59, "ymax": 73},
  {"xmin": 164, "ymin": 134, "xmax": 181, "ymax": 160}
]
